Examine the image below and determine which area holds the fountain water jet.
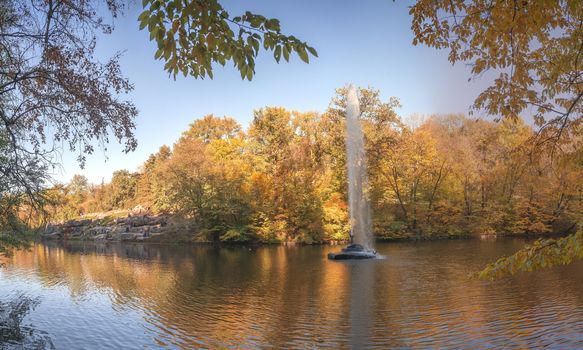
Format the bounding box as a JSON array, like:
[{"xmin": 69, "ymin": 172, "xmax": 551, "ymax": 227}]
[{"xmin": 328, "ymin": 85, "xmax": 376, "ymax": 260}]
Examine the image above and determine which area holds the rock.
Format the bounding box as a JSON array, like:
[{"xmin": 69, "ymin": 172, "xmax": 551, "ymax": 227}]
[
  {"xmin": 43, "ymin": 214, "xmax": 171, "ymax": 242},
  {"xmin": 130, "ymin": 205, "xmax": 150, "ymax": 216},
  {"xmin": 65, "ymin": 219, "xmax": 91, "ymax": 227},
  {"xmin": 46, "ymin": 231, "xmax": 62, "ymax": 239},
  {"xmin": 120, "ymin": 232, "xmax": 136, "ymax": 241},
  {"xmin": 115, "ymin": 217, "xmax": 128, "ymax": 225},
  {"xmin": 45, "ymin": 224, "xmax": 57, "ymax": 234},
  {"xmin": 87, "ymin": 226, "xmax": 110, "ymax": 236}
]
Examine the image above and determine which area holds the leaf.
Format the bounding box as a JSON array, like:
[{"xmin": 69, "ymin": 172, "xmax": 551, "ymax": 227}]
[
  {"xmin": 139, "ymin": 18, "xmax": 149, "ymax": 30},
  {"xmin": 138, "ymin": 10, "xmax": 150, "ymax": 21},
  {"xmin": 297, "ymin": 47, "xmax": 309, "ymax": 63},
  {"xmin": 207, "ymin": 34, "xmax": 215, "ymax": 50},
  {"xmin": 148, "ymin": 16, "xmax": 158, "ymax": 31},
  {"xmin": 172, "ymin": 19, "xmax": 180, "ymax": 33},
  {"xmin": 251, "ymin": 38, "xmax": 259, "ymax": 53},
  {"xmin": 307, "ymin": 46, "xmax": 318, "ymax": 58},
  {"xmin": 274, "ymin": 45, "xmax": 281, "ymax": 63}
]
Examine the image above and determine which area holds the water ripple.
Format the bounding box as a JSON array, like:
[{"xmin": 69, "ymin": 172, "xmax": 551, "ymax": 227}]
[{"xmin": 1, "ymin": 241, "xmax": 582, "ymax": 349}]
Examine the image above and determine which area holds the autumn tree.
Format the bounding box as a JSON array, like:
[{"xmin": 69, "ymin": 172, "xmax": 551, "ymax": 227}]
[
  {"xmin": 0, "ymin": 0, "xmax": 137, "ymax": 246},
  {"xmin": 158, "ymin": 115, "xmax": 253, "ymax": 241},
  {"xmin": 410, "ymin": 0, "xmax": 582, "ymax": 141},
  {"xmin": 108, "ymin": 170, "xmax": 139, "ymax": 210},
  {"xmin": 135, "ymin": 145, "xmax": 172, "ymax": 212}
]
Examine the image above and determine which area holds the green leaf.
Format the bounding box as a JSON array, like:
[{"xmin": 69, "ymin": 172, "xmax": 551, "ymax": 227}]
[
  {"xmin": 307, "ymin": 46, "xmax": 318, "ymax": 57},
  {"xmin": 149, "ymin": 27, "xmax": 158, "ymax": 40},
  {"xmin": 148, "ymin": 16, "xmax": 158, "ymax": 31},
  {"xmin": 274, "ymin": 45, "xmax": 281, "ymax": 63},
  {"xmin": 282, "ymin": 45, "xmax": 290, "ymax": 62},
  {"xmin": 297, "ymin": 47, "xmax": 309, "ymax": 63},
  {"xmin": 139, "ymin": 17, "xmax": 149, "ymax": 30},
  {"xmin": 249, "ymin": 17, "xmax": 262, "ymax": 28},
  {"xmin": 138, "ymin": 10, "xmax": 150, "ymax": 21},
  {"xmin": 251, "ymin": 38, "xmax": 259, "ymax": 53}
]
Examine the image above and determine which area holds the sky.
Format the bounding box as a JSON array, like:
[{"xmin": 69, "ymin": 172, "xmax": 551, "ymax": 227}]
[{"xmin": 54, "ymin": 0, "xmax": 492, "ymax": 184}]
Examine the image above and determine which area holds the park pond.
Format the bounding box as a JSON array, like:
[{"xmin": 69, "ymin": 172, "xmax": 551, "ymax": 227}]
[{"xmin": 1, "ymin": 239, "xmax": 582, "ymax": 349}]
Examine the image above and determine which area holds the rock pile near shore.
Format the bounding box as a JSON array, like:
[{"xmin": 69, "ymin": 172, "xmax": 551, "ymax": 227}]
[{"xmin": 44, "ymin": 215, "xmax": 170, "ymax": 242}]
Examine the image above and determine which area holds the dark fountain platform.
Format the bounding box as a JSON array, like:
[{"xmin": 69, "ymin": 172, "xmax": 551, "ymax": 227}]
[{"xmin": 328, "ymin": 244, "xmax": 377, "ymax": 260}]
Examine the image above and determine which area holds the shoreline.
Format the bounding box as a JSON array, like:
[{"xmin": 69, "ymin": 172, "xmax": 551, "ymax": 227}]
[{"xmin": 42, "ymin": 213, "xmax": 574, "ymax": 246}]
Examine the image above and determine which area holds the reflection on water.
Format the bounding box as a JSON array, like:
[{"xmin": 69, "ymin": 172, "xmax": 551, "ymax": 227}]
[
  {"xmin": 1, "ymin": 240, "xmax": 583, "ymax": 348},
  {"xmin": 0, "ymin": 294, "xmax": 54, "ymax": 349}
]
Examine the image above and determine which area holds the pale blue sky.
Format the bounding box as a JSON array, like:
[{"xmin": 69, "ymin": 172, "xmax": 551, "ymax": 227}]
[{"xmin": 54, "ymin": 0, "xmax": 491, "ymax": 184}]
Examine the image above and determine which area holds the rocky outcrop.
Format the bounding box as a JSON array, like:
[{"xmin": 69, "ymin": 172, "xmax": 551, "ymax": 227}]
[{"xmin": 43, "ymin": 215, "xmax": 170, "ymax": 242}]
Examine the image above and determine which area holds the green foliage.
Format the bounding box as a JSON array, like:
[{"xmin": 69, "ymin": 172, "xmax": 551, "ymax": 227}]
[
  {"xmin": 0, "ymin": 233, "xmax": 31, "ymax": 257},
  {"xmin": 109, "ymin": 170, "xmax": 139, "ymax": 209},
  {"xmin": 220, "ymin": 227, "xmax": 252, "ymax": 243},
  {"xmin": 476, "ymin": 226, "xmax": 583, "ymax": 280},
  {"xmin": 139, "ymin": 0, "xmax": 317, "ymax": 80}
]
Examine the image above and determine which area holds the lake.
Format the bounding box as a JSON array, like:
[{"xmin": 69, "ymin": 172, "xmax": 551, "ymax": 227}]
[{"xmin": 1, "ymin": 239, "xmax": 582, "ymax": 349}]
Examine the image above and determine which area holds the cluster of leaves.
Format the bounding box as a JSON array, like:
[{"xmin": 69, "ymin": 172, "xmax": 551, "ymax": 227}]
[
  {"xmin": 139, "ymin": 0, "xmax": 317, "ymax": 79},
  {"xmin": 410, "ymin": 0, "xmax": 583, "ymax": 143},
  {"xmin": 476, "ymin": 225, "xmax": 583, "ymax": 280}
]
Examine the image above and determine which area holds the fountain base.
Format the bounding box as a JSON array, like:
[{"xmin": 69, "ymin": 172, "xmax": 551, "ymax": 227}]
[{"xmin": 327, "ymin": 244, "xmax": 376, "ymax": 260}]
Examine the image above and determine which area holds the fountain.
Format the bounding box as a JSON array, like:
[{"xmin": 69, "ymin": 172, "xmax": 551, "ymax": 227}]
[{"xmin": 328, "ymin": 85, "xmax": 376, "ymax": 260}]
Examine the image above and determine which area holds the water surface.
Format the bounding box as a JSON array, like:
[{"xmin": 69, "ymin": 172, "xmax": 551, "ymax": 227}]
[{"xmin": 1, "ymin": 240, "xmax": 582, "ymax": 349}]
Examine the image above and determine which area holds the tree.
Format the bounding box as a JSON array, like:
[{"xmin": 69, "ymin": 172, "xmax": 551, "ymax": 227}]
[
  {"xmin": 410, "ymin": 0, "xmax": 582, "ymax": 142},
  {"xmin": 135, "ymin": 145, "xmax": 172, "ymax": 212},
  {"xmin": 182, "ymin": 114, "xmax": 242, "ymax": 143},
  {"xmin": 109, "ymin": 170, "xmax": 138, "ymax": 209},
  {"xmin": 68, "ymin": 175, "xmax": 89, "ymax": 195},
  {"xmin": 0, "ymin": 0, "xmax": 138, "ymax": 161},
  {"xmin": 0, "ymin": 0, "xmax": 138, "ymax": 242}
]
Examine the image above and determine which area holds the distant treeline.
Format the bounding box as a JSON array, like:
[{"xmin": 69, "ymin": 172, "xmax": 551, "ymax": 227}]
[{"xmin": 44, "ymin": 87, "xmax": 583, "ymax": 243}]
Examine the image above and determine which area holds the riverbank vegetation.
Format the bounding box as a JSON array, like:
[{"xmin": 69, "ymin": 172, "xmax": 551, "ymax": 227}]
[{"xmin": 42, "ymin": 87, "xmax": 582, "ymax": 244}]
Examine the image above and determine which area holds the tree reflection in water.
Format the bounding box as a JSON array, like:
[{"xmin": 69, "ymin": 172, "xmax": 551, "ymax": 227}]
[{"xmin": 0, "ymin": 294, "xmax": 54, "ymax": 349}]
